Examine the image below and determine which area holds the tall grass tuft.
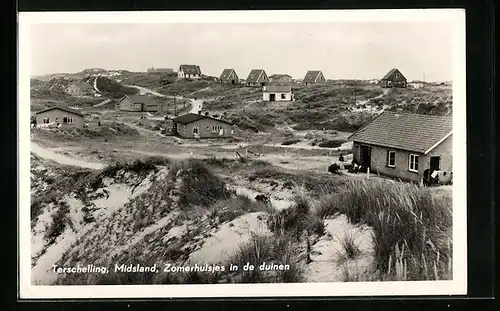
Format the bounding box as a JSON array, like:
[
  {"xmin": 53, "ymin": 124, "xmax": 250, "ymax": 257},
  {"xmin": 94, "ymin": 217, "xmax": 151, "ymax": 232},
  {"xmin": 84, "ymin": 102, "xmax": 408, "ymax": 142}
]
[{"xmin": 335, "ymin": 179, "xmax": 452, "ymax": 281}]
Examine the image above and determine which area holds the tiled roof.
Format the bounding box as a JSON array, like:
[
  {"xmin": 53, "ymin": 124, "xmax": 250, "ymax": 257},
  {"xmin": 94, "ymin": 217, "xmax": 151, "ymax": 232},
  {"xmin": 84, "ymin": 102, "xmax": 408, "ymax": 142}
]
[
  {"xmin": 123, "ymin": 95, "xmax": 158, "ymax": 106},
  {"xmin": 246, "ymin": 69, "xmax": 267, "ymax": 83},
  {"xmin": 348, "ymin": 111, "xmax": 452, "ymax": 154},
  {"xmin": 179, "ymin": 65, "xmax": 201, "ymax": 75},
  {"xmin": 220, "ymin": 69, "xmax": 237, "ymax": 80},
  {"xmin": 263, "ymin": 85, "xmax": 292, "ymax": 92},
  {"xmin": 172, "ymin": 113, "xmax": 233, "ymax": 125},
  {"xmin": 303, "ymin": 71, "xmax": 322, "ymax": 83},
  {"xmin": 35, "ymin": 105, "xmax": 84, "ymax": 117},
  {"xmin": 269, "ymin": 74, "xmax": 292, "ymax": 79}
]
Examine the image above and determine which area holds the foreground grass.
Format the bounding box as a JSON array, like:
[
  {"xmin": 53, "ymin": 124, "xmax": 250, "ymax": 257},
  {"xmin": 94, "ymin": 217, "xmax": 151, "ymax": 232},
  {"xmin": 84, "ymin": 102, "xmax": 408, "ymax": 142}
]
[{"xmin": 317, "ymin": 179, "xmax": 453, "ymax": 281}]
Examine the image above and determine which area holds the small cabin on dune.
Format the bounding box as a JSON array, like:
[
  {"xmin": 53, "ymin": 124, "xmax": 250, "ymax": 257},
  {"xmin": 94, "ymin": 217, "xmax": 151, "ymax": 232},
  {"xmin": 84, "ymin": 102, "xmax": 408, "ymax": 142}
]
[
  {"xmin": 381, "ymin": 68, "xmax": 407, "ymax": 88},
  {"xmin": 219, "ymin": 69, "xmax": 239, "ymax": 84},
  {"xmin": 262, "ymin": 85, "xmax": 294, "ymax": 102},
  {"xmin": 35, "ymin": 106, "xmax": 85, "ymax": 127},
  {"xmin": 172, "ymin": 113, "xmax": 235, "ymax": 139},
  {"xmin": 65, "ymin": 81, "xmax": 94, "ymax": 96},
  {"xmin": 303, "ymin": 70, "xmax": 325, "ymax": 85},
  {"xmin": 348, "ymin": 111, "xmax": 452, "ymax": 185},
  {"xmin": 178, "ymin": 65, "xmax": 202, "ymax": 79},
  {"xmin": 246, "ymin": 69, "xmax": 269, "ymax": 86},
  {"xmin": 115, "ymin": 95, "xmax": 160, "ymax": 112}
]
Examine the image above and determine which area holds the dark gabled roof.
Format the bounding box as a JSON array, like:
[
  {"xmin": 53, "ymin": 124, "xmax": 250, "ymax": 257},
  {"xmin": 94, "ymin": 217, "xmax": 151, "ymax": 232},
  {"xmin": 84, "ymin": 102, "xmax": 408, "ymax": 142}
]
[
  {"xmin": 263, "ymin": 85, "xmax": 292, "ymax": 92},
  {"xmin": 382, "ymin": 68, "xmax": 406, "ymax": 80},
  {"xmin": 119, "ymin": 95, "xmax": 158, "ymax": 106},
  {"xmin": 220, "ymin": 69, "xmax": 238, "ymax": 80},
  {"xmin": 303, "ymin": 71, "xmax": 323, "ymax": 83},
  {"xmin": 172, "ymin": 113, "xmax": 233, "ymax": 125},
  {"xmin": 35, "ymin": 105, "xmax": 85, "ymax": 117},
  {"xmin": 348, "ymin": 111, "xmax": 452, "ymax": 154},
  {"xmin": 179, "ymin": 65, "xmax": 201, "ymax": 75},
  {"xmin": 246, "ymin": 69, "xmax": 267, "ymax": 83}
]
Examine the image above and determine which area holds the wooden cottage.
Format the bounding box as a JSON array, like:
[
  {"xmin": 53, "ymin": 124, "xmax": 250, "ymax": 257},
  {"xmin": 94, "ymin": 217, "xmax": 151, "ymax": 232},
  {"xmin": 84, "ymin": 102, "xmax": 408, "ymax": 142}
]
[
  {"xmin": 348, "ymin": 111, "xmax": 452, "ymax": 184},
  {"xmin": 269, "ymin": 74, "xmax": 293, "ymax": 83},
  {"xmin": 172, "ymin": 113, "xmax": 235, "ymax": 139},
  {"xmin": 115, "ymin": 95, "xmax": 160, "ymax": 112},
  {"xmin": 303, "ymin": 71, "xmax": 326, "ymax": 85},
  {"xmin": 381, "ymin": 68, "xmax": 407, "ymax": 88},
  {"xmin": 219, "ymin": 69, "xmax": 239, "ymax": 84},
  {"xmin": 35, "ymin": 106, "xmax": 85, "ymax": 127},
  {"xmin": 246, "ymin": 69, "xmax": 269, "ymax": 86},
  {"xmin": 178, "ymin": 65, "xmax": 202, "ymax": 79},
  {"xmin": 65, "ymin": 81, "xmax": 94, "ymax": 96},
  {"xmin": 262, "ymin": 85, "xmax": 294, "ymax": 102}
]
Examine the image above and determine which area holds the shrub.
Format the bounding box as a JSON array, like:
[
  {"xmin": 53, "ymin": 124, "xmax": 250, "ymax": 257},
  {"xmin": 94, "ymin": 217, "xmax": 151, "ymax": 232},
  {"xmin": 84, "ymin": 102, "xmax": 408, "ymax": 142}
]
[
  {"xmin": 281, "ymin": 139, "xmax": 301, "ymax": 146},
  {"xmin": 328, "ymin": 163, "xmax": 341, "ymax": 174},
  {"xmin": 44, "ymin": 202, "xmax": 71, "ymax": 245},
  {"xmin": 336, "ymin": 232, "xmax": 362, "ymax": 263},
  {"xmin": 176, "ymin": 159, "xmax": 232, "ymax": 209},
  {"xmin": 318, "ymin": 140, "xmax": 345, "ymax": 148}
]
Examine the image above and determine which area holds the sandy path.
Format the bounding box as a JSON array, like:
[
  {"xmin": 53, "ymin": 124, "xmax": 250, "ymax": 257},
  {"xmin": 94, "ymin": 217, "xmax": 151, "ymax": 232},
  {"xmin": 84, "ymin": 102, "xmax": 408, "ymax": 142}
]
[{"xmin": 31, "ymin": 142, "xmax": 105, "ymax": 170}]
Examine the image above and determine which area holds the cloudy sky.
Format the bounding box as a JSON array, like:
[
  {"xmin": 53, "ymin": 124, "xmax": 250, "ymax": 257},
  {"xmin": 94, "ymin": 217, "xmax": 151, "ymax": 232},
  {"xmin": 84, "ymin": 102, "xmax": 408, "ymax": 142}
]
[{"xmin": 30, "ymin": 21, "xmax": 454, "ymax": 81}]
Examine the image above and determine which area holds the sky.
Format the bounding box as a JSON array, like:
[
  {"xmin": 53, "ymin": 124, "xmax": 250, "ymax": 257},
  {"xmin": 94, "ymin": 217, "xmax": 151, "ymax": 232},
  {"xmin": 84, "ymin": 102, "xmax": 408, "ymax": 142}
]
[{"xmin": 30, "ymin": 21, "xmax": 454, "ymax": 81}]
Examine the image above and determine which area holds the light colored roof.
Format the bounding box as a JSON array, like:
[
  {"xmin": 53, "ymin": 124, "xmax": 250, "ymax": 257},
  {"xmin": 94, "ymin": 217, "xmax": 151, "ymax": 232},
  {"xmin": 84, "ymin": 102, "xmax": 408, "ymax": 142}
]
[
  {"xmin": 119, "ymin": 95, "xmax": 159, "ymax": 106},
  {"xmin": 303, "ymin": 71, "xmax": 322, "ymax": 83},
  {"xmin": 246, "ymin": 69, "xmax": 267, "ymax": 83},
  {"xmin": 172, "ymin": 113, "xmax": 233, "ymax": 125},
  {"xmin": 179, "ymin": 65, "xmax": 201, "ymax": 75},
  {"xmin": 269, "ymin": 74, "xmax": 292, "ymax": 79},
  {"xmin": 35, "ymin": 105, "xmax": 84, "ymax": 117},
  {"xmin": 348, "ymin": 111, "xmax": 452, "ymax": 154},
  {"xmin": 382, "ymin": 68, "xmax": 406, "ymax": 80},
  {"xmin": 263, "ymin": 85, "xmax": 292, "ymax": 92}
]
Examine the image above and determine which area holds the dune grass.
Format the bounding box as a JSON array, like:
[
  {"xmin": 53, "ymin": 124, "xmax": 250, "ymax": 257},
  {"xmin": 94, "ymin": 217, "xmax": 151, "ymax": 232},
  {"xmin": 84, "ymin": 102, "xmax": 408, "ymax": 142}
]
[{"xmin": 318, "ymin": 179, "xmax": 452, "ymax": 281}]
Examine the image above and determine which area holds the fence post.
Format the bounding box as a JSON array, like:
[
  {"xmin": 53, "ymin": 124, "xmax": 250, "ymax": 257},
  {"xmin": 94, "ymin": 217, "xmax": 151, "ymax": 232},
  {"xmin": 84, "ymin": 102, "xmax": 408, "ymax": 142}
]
[{"xmin": 367, "ymin": 167, "xmax": 370, "ymax": 180}]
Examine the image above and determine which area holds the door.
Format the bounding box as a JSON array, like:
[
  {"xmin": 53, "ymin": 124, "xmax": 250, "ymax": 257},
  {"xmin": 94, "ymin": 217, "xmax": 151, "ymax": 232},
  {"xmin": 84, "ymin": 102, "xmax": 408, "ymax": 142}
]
[
  {"xmin": 430, "ymin": 156, "xmax": 440, "ymax": 171},
  {"xmin": 269, "ymin": 94, "xmax": 276, "ymax": 102},
  {"xmin": 359, "ymin": 145, "xmax": 371, "ymax": 171}
]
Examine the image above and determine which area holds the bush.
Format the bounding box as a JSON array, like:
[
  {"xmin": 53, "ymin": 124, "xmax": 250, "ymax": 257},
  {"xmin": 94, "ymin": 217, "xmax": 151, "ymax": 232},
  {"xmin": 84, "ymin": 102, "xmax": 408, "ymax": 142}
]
[
  {"xmin": 281, "ymin": 139, "xmax": 301, "ymax": 146},
  {"xmin": 176, "ymin": 159, "xmax": 232, "ymax": 208},
  {"xmin": 328, "ymin": 163, "xmax": 341, "ymax": 174},
  {"xmin": 318, "ymin": 140, "xmax": 345, "ymax": 148},
  {"xmin": 44, "ymin": 202, "xmax": 71, "ymax": 245}
]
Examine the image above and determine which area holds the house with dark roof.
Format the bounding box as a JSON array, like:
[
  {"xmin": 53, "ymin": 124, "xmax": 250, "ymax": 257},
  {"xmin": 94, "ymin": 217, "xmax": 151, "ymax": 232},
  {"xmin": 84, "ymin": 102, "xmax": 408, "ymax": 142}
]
[
  {"xmin": 246, "ymin": 69, "xmax": 269, "ymax": 86},
  {"xmin": 348, "ymin": 111, "xmax": 452, "ymax": 184},
  {"xmin": 35, "ymin": 106, "xmax": 85, "ymax": 127},
  {"xmin": 219, "ymin": 69, "xmax": 239, "ymax": 84},
  {"xmin": 178, "ymin": 65, "xmax": 202, "ymax": 79},
  {"xmin": 262, "ymin": 85, "xmax": 295, "ymax": 102},
  {"xmin": 381, "ymin": 68, "xmax": 407, "ymax": 88},
  {"xmin": 172, "ymin": 113, "xmax": 235, "ymax": 139},
  {"xmin": 116, "ymin": 95, "xmax": 160, "ymax": 112},
  {"xmin": 65, "ymin": 81, "xmax": 95, "ymax": 96},
  {"xmin": 303, "ymin": 71, "xmax": 326, "ymax": 85},
  {"xmin": 269, "ymin": 74, "xmax": 293, "ymax": 83}
]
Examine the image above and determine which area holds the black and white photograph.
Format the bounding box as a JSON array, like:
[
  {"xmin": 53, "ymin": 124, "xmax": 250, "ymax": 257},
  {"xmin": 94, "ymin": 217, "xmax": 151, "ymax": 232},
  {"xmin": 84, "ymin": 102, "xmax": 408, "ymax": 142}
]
[{"xmin": 18, "ymin": 9, "xmax": 467, "ymax": 298}]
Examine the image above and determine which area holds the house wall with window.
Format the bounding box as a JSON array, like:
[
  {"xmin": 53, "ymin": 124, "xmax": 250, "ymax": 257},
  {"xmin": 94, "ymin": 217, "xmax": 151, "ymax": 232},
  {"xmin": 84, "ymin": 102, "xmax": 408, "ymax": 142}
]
[
  {"xmin": 262, "ymin": 91, "xmax": 294, "ymax": 102},
  {"xmin": 175, "ymin": 118, "xmax": 234, "ymax": 139},
  {"xmin": 352, "ymin": 136, "xmax": 452, "ymax": 183},
  {"xmin": 35, "ymin": 109, "xmax": 84, "ymax": 127},
  {"xmin": 116, "ymin": 97, "xmax": 142, "ymax": 112}
]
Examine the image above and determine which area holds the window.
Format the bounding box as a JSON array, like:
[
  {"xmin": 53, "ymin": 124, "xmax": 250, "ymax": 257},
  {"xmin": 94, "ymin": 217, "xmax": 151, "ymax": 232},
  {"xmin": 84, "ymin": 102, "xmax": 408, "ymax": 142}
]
[
  {"xmin": 212, "ymin": 125, "xmax": 222, "ymax": 133},
  {"xmin": 387, "ymin": 151, "xmax": 396, "ymax": 167},
  {"xmin": 281, "ymin": 93, "xmax": 286, "ymax": 99},
  {"xmin": 193, "ymin": 126, "xmax": 199, "ymax": 134},
  {"xmin": 43, "ymin": 117, "xmax": 50, "ymax": 124},
  {"xmin": 409, "ymin": 154, "xmax": 419, "ymax": 172},
  {"xmin": 68, "ymin": 117, "xmax": 73, "ymax": 123}
]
